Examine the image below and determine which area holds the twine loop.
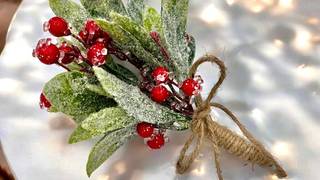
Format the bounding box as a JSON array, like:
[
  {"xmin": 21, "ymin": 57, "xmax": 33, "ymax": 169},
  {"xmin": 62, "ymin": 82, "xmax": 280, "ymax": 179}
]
[{"xmin": 176, "ymin": 55, "xmax": 287, "ymax": 180}]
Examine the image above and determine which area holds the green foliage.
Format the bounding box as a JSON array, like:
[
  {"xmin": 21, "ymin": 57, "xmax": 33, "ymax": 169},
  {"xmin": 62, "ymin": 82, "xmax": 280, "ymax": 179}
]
[
  {"xmin": 127, "ymin": 0, "xmax": 145, "ymax": 25},
  {"xmin": 104, "ymin": 57, "xmax": 139, "ymax": 85},
  {"xmin": 86, "ymin": 83, "xmax": 109, "ymax": 97},
  {"xmin": 86, "ymin": 126, "xmax": 135, "ymax": 176},
  {"xmin": 46, "ymin": 0, "xmax": 197, "ymax": 177},
  {"xmin": 49, "ymin": 0, "xmax": 89, "ymax": 31},
  {"xmin": 161, "ymin": 0, "xmax": 190, "ymax": 81},
  {"xmin": 143, "ymin": 6, "xmax": 163, "ymax": 34},
  {"xmin": 187, "ymin": 34, "xmax": 196, "ymax": 65},
  {"xmin": 69, "ymin": 125, "xmax": 103, "ymax": 144},
  {"xmin": 96, "ymin": 20, "xmax": 162, "ymax": 67},
  {"xmin": 43, "ymin": 71, "xmax": 117, "ymax": 123},
  {"xmin": 80, "ymin": 0, "xmax": 127, "ymax": 19},
  {"xmin": 81, "ymin": 107, "xmax": 135, "ymax": 135},
  {"xmin": 110, "ymin": 12, "xmax": 166, "ymax": 64},
  {"xmin": 94, "ymin": 67, "xmax": 189, "ymax": 125}
]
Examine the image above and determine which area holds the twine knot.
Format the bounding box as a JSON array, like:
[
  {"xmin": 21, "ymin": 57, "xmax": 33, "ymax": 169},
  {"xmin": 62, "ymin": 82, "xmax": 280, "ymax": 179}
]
[
  {"xmin": 190, "ymin": 103, "xmax": 210, "ymax": 132},
  {"xmin": 176, "ymin": 55, "xmax": 287, "ymax": 180}
]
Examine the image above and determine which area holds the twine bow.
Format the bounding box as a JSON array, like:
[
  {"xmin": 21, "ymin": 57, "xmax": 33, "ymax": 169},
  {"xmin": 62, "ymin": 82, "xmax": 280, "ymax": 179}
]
[{"xmin": 176, "ymin": 55, "xmax": 287, "ymax": 180}]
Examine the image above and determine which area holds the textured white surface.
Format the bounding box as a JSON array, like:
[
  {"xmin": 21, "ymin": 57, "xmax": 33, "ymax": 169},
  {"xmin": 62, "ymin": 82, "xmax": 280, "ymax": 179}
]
[{"xmin": 0, "ymin": 0, "xmax": 320, "ymax": 179}]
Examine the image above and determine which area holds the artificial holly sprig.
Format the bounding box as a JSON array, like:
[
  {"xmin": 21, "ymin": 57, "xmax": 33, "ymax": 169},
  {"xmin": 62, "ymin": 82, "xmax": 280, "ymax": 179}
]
[
  {"xmin": 34, "ymin": 0, "xmax": 200, "ymax": 176},
  {"xmin": 33, "ymin": 0, "xmax": 288, "ymax": 179}
]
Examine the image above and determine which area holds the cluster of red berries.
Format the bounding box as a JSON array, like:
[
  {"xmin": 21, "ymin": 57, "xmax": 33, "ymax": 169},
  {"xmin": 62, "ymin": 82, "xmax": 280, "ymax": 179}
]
[
  {"xmin": 149, "ymin": 67, "xmax": 202, "ymax": 103},
  {"xmin": 143, "ymin": 66, "xmax": 202, "ymax": 116},
  {"xmin": 136, "ymin": 122, "xmax": 166, "ymax": 149},
  {"xmin": 137, "ymin": 67, "xmax": 202, "ymax": 149},
  {"xmin": 33, "ymin": 16, "xmax": 111, "ymax": 68},
  {"xmin": 36, "ymin": 17, "xmax": 124, "ymax": 111}
]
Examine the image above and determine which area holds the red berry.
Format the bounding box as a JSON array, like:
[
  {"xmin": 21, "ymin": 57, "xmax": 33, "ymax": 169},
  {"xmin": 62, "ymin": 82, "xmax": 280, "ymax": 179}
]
[
  {"xmin": 151, "ymin": 66, "xmax": 169, "ymax": 84},
  {"xmin": 34, "ymin": 38, "xmax": 60, "ymax": 65},
  {"xmin": 79, "ymin": 30, "xmax": 88, "ymax": 42},
  {"xmin": 59, "ymin": 42, "xmax": 75, "ymax": 64},
  {"xmin": 80, "ymin": 20, "xmax": 111, "ymax": 45},
  {"xmin": 136, "ymin": 122, "xmax": 154, "ymax": 138},
  {"xmin": 40, "ymin": 93, "xmax": 51, "ymax": 110},
  {"xmin": 47, "ymin": 17, "xmax": 71, "ymax": 37},
  {"xmin": 87, "ymin": 42, "xmax": 108, "ymax": 66},
  {"xmin": 181, "ymin": 78, "xmax": 201, "ymax": 96},
  {"xmin": 85, "ymin": 20, "xmax": 101, "ymax": 36},
  {"xmin": 147, "ymin": 133, "xmax": 165, "ymax": 149},
  {"xmin": 150, "ymin": 85, "xmax": 170, "ymax": 103}
]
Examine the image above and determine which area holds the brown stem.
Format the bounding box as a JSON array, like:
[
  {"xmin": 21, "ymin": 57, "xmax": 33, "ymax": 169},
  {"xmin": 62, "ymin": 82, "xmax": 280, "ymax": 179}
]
[{"xmin": 56, "ymin": 62, "xmax": 71, "ymax": 71}]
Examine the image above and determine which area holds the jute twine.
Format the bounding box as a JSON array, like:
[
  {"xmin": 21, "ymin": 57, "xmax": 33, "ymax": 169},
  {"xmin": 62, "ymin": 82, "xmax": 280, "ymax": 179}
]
[{"xmin": 176, "ymin": 55, "xmax": 287, "ymax": 179}]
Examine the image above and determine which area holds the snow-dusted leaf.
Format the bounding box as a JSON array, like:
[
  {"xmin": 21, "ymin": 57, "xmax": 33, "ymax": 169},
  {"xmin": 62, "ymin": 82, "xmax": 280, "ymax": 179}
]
[
  {"xmin": 105, "ymin": 57, "xmax": 139, "ymax": 85},
  {"xmin": 69, "ymin": 125, "xmax": 103, "ymax": 144},
  {"xmin": 80, "ymin": 0, "xmax": 127, "ymax": 19},
  {"xmin": 86, "ymin": 126, "xmax": 135, "ymax": 176},
  {"xmin": 161, "ymin": 0, "xmax": 190, "ymax": 81},
  {"xmin": 143, "ymin": 6, "xmax": 163, "ymax": 34},
  {"xmin": 43, "ymin": 71, "xmax": 117, "ymax": 123},
  {"xmin": 96, "ymin": 19, "xmax": 162, "ymax": 67},
  {"xmin": 86, "ymin": 83, "xmax": 109, "ymax": 97},
  {"xmin": 94, "ymin": 67, "xmax": 190, "ymax": 125},
  {"xmin": 187, "ymin": 34, "xmax": 196, "ymax": 66},
  {"xmin": 127, "ymin": 0, "xmax": 145, "ymax": 24},
  {"xmin": 49, "ymin": 0, "xmax": 89, "ymax": 31},
  {"xmin": 110, "ymin": 12, "xmax": 166, "ymax": 63},
  {"xmin": 81, "ymin": 107, "xmax": 135, "ymax": 134}
]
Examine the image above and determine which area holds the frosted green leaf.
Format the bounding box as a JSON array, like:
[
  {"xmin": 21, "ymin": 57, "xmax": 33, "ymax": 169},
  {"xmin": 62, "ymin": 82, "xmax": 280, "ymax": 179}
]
[
  {"xmin": 94, "ymin": 67, "xmax": 190, "ymax": 125},
  {"xmin": 49, "ymin": 0, "xmax": 89, "ymax": 31},
  {"xmin": 96, "ymin": 19, "xmax": 162, "ymax": 67},
  {"xmin": 187, "ymin": 34, "xmax": 196, "ymax": 66},
  {"xmin": 86, "ymin": 83, "xmax": 109, "ymax": 97},
  {"xmin": 82, "ymin": 107, "xmax": 135, "ymax": 134},
  {"xmin": 161, "ymin": 0, "xmax": 190, "ymax": 81},
  {"xmin": 43, "ymin": 71, "xmax": 117, "ymax": 123},
  {"xmin": 143, "ymin": 6, "xmax": 163, "ymax": 34},
  {"xmin": 127, "ymin": 0, "xmax": 145, "ymax": 24},
  {"xmin": 80, "ymin": 0, "xmax": 127, "ymax": 19},
  {"xmin": 105, "ymin": 57, "xmax": 139, "ymax": 85},
  {"xmin": 86, "ymin": 126, "xmax": 135, "ymax": 176},
  {"xmin": 110, "ymin": 12, "xmax": 166, "ymax": 64},
  {"xmin": 69, "ymin": 125, "xmax": 103, "ymax": 144}
]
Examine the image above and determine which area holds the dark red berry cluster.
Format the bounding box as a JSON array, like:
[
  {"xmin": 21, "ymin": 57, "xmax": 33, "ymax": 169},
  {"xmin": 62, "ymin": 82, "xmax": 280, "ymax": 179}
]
[
  {"xmin": 35, "ymin": 17, "xmax": 132, "ymax": 110},
  {"xmin": 136, "ymin": 122, "xmax": 166, "ymax": 149},
  {"xmin": 140, "ymin": 66, "xmax": 203, "ymax": 116}
]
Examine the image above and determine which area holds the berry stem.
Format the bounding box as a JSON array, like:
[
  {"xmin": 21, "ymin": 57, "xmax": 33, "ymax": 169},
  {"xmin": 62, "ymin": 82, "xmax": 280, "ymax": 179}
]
[
  {"xmin": 71, "ymin": 33, "xmax": 88, "ymax": 48},
  {"xmin": 150, "ymin": 32, "xmax": 170, "ymax": 61},
  {"xmin": 56, "ymin": 62, "xmax": 71, "ymax": 71}
]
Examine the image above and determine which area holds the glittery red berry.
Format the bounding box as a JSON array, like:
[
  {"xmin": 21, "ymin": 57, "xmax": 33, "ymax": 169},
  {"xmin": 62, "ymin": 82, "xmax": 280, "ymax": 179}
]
[
  {"xmin": 151, "ymin": 66, "xmax": 169, "ymax": 84},
  {"xmin": 87, "ymin": 42, "xmax": 108, "ymax": 66},
  {"xmin": 85, "ymin": 20, "xmax": 101, "ymax": 36},
  {"xmin": 59, "ymin": 42, "xmax": 75, "ymax": 64},
  {"xmin": 79, "ymin": 30, "xmax": 88, "ymax": 42},
  {"xmin": 181, "ymin": 78, "xmax": 201, "ymax": 96},
  {"xmin": 79, "ymin": 20, "xmax": 111, "ymax": 45},
  {"xmin": 47, "ymin": 17, "xmax": 71, "ymax": 37},
  {"xmin": 147, "ymin": 133, "xmax": 165, "ymax": 149},
  {"xmin": 150, "ymin": 85, "xmax": 170, "ymax": 103},
  {"xmin": 33, "ymin": 38, "xmax": 60, "ymax": 65},
  {"xmin": 40, "ymin": 93, "xmax": 51, "ymax": 110},
  {"xmin": 136, "ymin": 122, "xmax": 154, "ymax": 138}
]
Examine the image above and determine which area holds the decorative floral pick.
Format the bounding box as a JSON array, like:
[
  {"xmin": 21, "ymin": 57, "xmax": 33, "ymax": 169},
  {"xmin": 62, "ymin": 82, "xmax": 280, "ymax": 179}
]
[{"xmin": 33, "ymin": 0, "xmax": 287, "ymax": 179}]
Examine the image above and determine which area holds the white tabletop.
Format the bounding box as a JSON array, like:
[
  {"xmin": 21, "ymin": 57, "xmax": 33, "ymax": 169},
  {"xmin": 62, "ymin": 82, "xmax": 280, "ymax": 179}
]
[{"xmin": 0, "ymin": 0, "xmax": 320, "ymax": 179}]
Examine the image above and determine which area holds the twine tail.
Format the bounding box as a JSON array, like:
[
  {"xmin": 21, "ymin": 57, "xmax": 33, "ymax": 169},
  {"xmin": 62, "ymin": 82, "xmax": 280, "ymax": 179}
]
[
  {"xmin": 206, "ymin": 117, "xmax": 223, "ymax": 180},
  {"xmin": 211, "ymin": 103, "xmax": 287, "ymax": 178},
  {"xmin": 176, "ymin": 124, "xmax": 205, "ymax": 174}
]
